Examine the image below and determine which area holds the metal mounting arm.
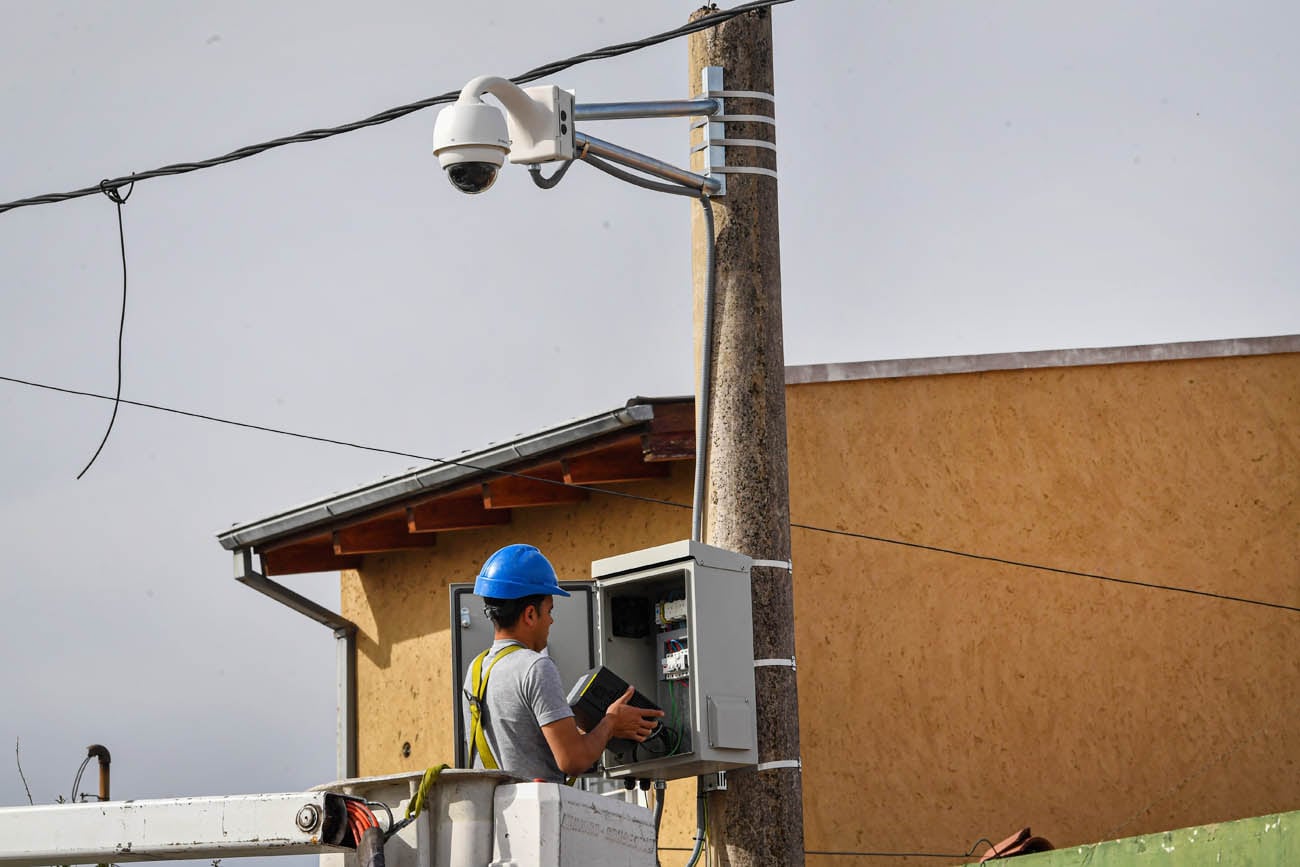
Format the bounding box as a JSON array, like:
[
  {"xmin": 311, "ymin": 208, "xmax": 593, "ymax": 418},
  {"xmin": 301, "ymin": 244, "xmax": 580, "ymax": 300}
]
[
  {"xmin": 0, "ymin": 792, "xmax": 347, "ymax": 866},
  {"xmin": 575, "ymin": 132, "xmax": 722, "ymax": 195}
]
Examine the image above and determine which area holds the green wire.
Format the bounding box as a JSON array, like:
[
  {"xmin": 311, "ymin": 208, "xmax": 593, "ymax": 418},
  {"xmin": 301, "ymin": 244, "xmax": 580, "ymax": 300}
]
[{"xmin": 667, "ymin": 680, "xmax": 684, "ymax": 754}]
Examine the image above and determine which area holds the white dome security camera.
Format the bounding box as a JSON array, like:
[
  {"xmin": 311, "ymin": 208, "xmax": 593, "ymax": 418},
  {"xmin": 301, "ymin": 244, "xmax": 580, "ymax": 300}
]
[
  {"xmin": 432, "ymin": 99, "xmax": 510, "ymax": 195},
  {"xmin": 433, "ymin": 76, "xmax": 575, "ymax": 194}
]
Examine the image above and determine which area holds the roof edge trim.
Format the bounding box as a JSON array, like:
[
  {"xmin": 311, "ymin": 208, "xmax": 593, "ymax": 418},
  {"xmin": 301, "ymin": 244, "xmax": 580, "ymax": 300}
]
[
  {"xmin": 216, "ymin": 402, "xmax": 658, "ymax": 552},
  {"xmin": 784, "ymin": 335, "xmax": 1300, "ymax": 385}
]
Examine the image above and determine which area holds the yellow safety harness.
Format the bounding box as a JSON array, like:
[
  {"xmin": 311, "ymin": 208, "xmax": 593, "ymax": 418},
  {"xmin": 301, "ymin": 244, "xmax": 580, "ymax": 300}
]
[{"xmin": 465, "ymin": 643, "xmax": 525, "ymax": 770}]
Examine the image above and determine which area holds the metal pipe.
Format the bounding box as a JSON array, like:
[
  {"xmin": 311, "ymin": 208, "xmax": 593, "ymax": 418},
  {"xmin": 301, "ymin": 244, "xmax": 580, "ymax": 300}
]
[
  {"xmin": 576, "ymin": 133, "xmax": 722, "ymax": 194},
  {"xmin": 336, "ymin": 627, "xmax": 358, "ymax": 780},
  {"xmin": 574, "ymin": 98, "xmax": 719, "ymax": 121},
  {"xmin": 233, "ymin": 549, "xmax": 353, "ymax": 631},
  {"xmin": 86, "ymin": 745, "xmax": 110, "ymax": 802},
  {"xmin": 233, "ymin": 549, "xmax": 358, "ymax": 780}
]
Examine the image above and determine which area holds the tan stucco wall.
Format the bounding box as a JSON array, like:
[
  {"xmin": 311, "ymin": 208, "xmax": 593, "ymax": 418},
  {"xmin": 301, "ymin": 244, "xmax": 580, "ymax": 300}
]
[
  {"xmin": 342, "ymin": 351, "xmax": 1299, "ymax": 864},
  {"xmin": 787, "ymin": 352, "xmax": 1299, "ymax": 863}
]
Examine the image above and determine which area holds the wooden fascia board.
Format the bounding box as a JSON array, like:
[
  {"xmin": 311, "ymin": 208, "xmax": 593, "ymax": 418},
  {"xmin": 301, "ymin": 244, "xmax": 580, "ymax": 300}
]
[
  {"xmin": 259, "ymin": 535, "xmax": 363, "ymax": 576},
  {"xmin": 333, "ymin": 517, "xmax": 439, "ymax": 555},
  {"xmin": 407, "ymin": 494, "xmax": 512, "ymax": 533},
  {"xmin": 482, "ymin": 462, "xmax": 588, "ymax": 509},
  {"xmin": 562, "ymin": 441, "xmax": 671, "ymax": 484}
]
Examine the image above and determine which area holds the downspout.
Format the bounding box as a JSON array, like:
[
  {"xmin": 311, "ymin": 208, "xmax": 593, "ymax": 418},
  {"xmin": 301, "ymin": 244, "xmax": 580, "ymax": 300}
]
[{"xmin": 234, "ymin": 548, "xmax": 358, "ymax": 780}]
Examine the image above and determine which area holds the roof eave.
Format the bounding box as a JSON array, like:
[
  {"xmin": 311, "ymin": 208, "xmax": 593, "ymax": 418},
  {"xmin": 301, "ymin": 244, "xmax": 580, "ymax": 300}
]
[{"xmin": 215, "ymin": 402, "xmax": 658, "ymax": 552}]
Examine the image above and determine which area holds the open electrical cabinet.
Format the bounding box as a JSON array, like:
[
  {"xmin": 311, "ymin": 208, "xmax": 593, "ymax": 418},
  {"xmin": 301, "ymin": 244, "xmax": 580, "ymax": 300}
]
[{"xmin": 450, "ymin": 540, "xmax": 757, "ymax": 782}]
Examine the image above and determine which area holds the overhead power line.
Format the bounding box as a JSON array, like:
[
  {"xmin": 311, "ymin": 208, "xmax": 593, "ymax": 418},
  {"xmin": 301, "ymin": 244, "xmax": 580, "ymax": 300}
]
[
  {"xmin": 4, "ymin": 372, "xmax": 1298, "ymax": 616},
  {"xmin": 791, "ymin": 523, "xmax": 1300, "ymax": 614},
  {"xmin": 0, "ymin": 0, "xmax": 793, "ymax": 215}
]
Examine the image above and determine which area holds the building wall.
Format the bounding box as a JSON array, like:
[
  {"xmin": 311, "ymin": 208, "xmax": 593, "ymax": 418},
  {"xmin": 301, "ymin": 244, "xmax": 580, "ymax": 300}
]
[
  {"xmin": 786, "ymin": 351, "xmax": 1299, "ymax": 863},
  {"xmin": 342, "ymin": 350, "xmax": 1299, "ymax": 865}
]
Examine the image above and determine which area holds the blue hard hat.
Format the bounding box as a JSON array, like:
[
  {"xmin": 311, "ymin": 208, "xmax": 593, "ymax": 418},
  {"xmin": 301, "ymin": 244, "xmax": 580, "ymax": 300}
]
[{"xmin": 474, "ymin": 544, "xmax": 571, "ymax": 599}]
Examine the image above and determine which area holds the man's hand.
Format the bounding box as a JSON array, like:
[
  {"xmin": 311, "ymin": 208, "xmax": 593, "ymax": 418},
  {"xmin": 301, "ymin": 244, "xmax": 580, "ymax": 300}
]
[
  {"xmin": 542, "ymin": 685, "xmax": 667, "ymax": 775},
  {"xmin": 604, "ymin": 685, "xmax": 665, "ymax": 742}
]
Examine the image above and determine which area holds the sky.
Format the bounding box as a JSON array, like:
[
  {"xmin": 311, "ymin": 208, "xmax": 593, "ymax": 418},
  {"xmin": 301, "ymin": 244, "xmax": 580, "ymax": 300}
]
[{"xmin": 1, "ymin": 0, "xmax": 1297, "ymax": 863}]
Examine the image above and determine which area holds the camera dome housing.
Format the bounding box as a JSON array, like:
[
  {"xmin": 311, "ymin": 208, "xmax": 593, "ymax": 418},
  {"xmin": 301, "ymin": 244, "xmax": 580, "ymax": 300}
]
[{"xmin": 432, "ymin": 100, "xmax": 510, "ymax": 194}]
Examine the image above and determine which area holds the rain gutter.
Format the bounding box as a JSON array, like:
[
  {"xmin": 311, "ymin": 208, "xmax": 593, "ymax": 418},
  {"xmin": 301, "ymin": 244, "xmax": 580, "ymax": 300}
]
[{"xmin": 216, "ymin": 403, "xmax": 657, "ymax": 552}]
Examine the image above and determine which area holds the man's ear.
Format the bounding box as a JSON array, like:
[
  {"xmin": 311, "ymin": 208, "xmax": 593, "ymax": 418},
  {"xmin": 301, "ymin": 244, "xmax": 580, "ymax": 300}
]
[{"xmin": 521, "ymin": 603, "xmax": 539, "ymax": 626}]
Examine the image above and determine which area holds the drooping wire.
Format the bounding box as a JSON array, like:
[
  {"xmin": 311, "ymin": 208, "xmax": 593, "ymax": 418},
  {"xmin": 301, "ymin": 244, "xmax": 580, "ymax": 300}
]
[
  {"xmin": 76, "ymin": 179, "xmax": 133, "ymax": 479},
  {"xmin": 14, "ymin": 738, "xmax": 34, "ymax": 805},
  {"xmin": 527, "ymin": 160, "xmax": 575, "ymax": 190},
  {"xmin": 580, "ymin": 152, "xmax": 706, "ymax": 199},
  {"xmin": 69, "ymin": 753, "xmax": 94, "ymax": 803},
  {"xmin": 366, "ymin": 799, "xmax": 394, "ymax": 835},
  {"xmin": 569, "ymin": 136, "xmax": 719, "ymax": 546},
  {"xmin": 3, "ymin": 372, "xmax": 1298, "ymax": 616},
  {"xmin": 0, "ymin": 0, "xmax": 794, "ymax": 215},
  {"xmin": 0, "ymin": 374, "xmax": 688, "ymax": 513}
]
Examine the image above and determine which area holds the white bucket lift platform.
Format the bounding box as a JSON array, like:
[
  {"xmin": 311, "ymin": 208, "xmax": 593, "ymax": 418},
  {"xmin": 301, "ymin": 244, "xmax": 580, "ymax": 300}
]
[{"xmin": 0, "ymin": 771, "xmax": 657, "ymax": 867}]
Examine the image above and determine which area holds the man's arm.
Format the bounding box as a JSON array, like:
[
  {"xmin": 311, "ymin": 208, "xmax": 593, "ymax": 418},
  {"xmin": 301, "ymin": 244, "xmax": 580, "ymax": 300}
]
[{"xmin": 541, "ymin": 686, "xmax": 664, "ymax": 777}]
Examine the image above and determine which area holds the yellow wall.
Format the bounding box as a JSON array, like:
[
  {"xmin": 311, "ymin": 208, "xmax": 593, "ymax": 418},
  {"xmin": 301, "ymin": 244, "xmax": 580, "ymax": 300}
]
[{"xmin": 342, "ymin": 351, "xmax": 1299, "ymax": 864}]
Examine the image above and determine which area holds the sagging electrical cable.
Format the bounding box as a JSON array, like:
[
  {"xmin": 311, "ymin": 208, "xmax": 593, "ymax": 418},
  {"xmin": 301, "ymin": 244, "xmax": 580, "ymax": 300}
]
[
  {"xmin": 528, "ymin": 160, "xmax": 575, "ymax": 189},
  {"xmin": 562, "ymin": 154, "xmax": 719, "ymax": 864},
  {"xmin": 652, "ymin": 780, "xmax": 667, "ymax": 867},
  {"xmin": 570, "ymin": 151, "xmax": 719, "ymax": 544},
  {"xmin": 685, "ymin": 782, "xmax": 707, "ymax": 867},
  {"xmin": 0, "ymin": 0, "xmax": 793, "ymax": 215}
]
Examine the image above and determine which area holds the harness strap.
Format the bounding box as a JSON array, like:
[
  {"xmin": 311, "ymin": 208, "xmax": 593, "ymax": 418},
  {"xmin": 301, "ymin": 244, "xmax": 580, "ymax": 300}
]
[{"xmin": 467, "ymin": 643, "xmax": 525, "ymax": 770}]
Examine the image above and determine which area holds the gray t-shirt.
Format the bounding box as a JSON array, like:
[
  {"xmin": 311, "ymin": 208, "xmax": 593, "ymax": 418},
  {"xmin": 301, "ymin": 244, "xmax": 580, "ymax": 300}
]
[{"xmin": 462, "ymin": 639, "xmax": 575, "ymax": 783}]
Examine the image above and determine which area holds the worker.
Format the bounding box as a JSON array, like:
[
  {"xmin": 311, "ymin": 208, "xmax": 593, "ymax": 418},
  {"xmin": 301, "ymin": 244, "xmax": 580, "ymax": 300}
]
[{"xmin": 463, "ymin": 544, "xmax": 664, "ymax": 782}]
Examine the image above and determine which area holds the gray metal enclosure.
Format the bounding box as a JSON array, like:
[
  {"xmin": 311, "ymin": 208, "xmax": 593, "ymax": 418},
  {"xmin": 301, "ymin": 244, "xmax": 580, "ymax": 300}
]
[{"xmin": 591, "ymin": 540, "xmax": 757, "ymax": 780}]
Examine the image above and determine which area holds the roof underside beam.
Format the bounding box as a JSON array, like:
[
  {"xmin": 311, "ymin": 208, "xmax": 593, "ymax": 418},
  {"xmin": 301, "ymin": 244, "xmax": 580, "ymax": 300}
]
[{"xmin": 236, "ymin": 406, "xmax": 695, "ymax": 573}]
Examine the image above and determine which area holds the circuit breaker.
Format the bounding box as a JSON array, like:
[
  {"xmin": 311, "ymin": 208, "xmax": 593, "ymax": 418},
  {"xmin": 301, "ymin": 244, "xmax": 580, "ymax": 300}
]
[{"xmin": 588, "ymin": 540, "xmax": 757, "ymax": 780}]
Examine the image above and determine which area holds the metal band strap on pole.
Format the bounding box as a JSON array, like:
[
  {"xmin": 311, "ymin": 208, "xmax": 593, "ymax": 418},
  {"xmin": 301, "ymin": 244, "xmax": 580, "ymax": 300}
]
[
  {"xmin": 692, "ymin": 68, "xmax": 779, "ymax": 195},
  {"xmin": 756, "ymin": 759, "xmax": 802, "ymax": 773},
  {"xmin": 751, "ymin": 558, "xmax": 792, "ymax": 571},
  {"xmin": 691, "ymin": 138, "xmax": 777, "ymax": 152},
  {"xmin": 707, "ymin": 89, "xmax": 776, "ymax": 103},
  {"xmin": 691, "ymin": 114, "xmax": 778, "ymax": 127},
  {"xmin": 754, "ymin": 657, "xmax": 797, "ymax": 671}
]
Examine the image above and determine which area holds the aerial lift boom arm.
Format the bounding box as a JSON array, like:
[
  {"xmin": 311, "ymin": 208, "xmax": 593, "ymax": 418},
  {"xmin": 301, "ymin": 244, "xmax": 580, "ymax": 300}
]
[{"xmin": 0, "ymin": 791, "xmax": 347, "ymax": 867}]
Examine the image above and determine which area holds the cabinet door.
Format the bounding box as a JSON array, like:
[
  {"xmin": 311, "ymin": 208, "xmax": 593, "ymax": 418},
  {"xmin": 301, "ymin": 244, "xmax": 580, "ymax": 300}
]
[{"xmin": 448, "ymin": 582, "xmax": 594, "ymax": 768}]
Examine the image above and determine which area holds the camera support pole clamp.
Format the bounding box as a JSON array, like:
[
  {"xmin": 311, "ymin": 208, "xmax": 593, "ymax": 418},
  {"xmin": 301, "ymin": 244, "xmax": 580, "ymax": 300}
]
[{"xmin": 691, "ymin": 66, "xmax": 779, "ymax": 196}]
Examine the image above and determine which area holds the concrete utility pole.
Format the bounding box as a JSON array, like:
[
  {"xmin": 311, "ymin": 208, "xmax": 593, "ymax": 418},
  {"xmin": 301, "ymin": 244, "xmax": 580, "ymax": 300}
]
[{"xmin": 688, "ymin": 6, "xmax": 804, "ymax": 866}]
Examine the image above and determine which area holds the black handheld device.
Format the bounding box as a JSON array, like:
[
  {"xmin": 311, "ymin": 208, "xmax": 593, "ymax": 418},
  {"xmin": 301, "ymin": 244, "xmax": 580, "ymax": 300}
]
[{"xmin": 566, "ymin": 665, "xmax": 664, "ymax": 753}]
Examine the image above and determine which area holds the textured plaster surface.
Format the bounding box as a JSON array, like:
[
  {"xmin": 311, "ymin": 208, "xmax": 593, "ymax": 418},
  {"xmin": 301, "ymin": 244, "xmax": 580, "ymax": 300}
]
[{"xmin": 788, "ymin": 353, "xmax": 1299, "ymax": 864}]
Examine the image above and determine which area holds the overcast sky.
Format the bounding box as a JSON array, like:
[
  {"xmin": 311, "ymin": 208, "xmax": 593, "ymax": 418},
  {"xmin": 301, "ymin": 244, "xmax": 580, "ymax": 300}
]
[{"xmin": 1, "ymin": 1, "xmax": 1297, "ymax": 863}]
